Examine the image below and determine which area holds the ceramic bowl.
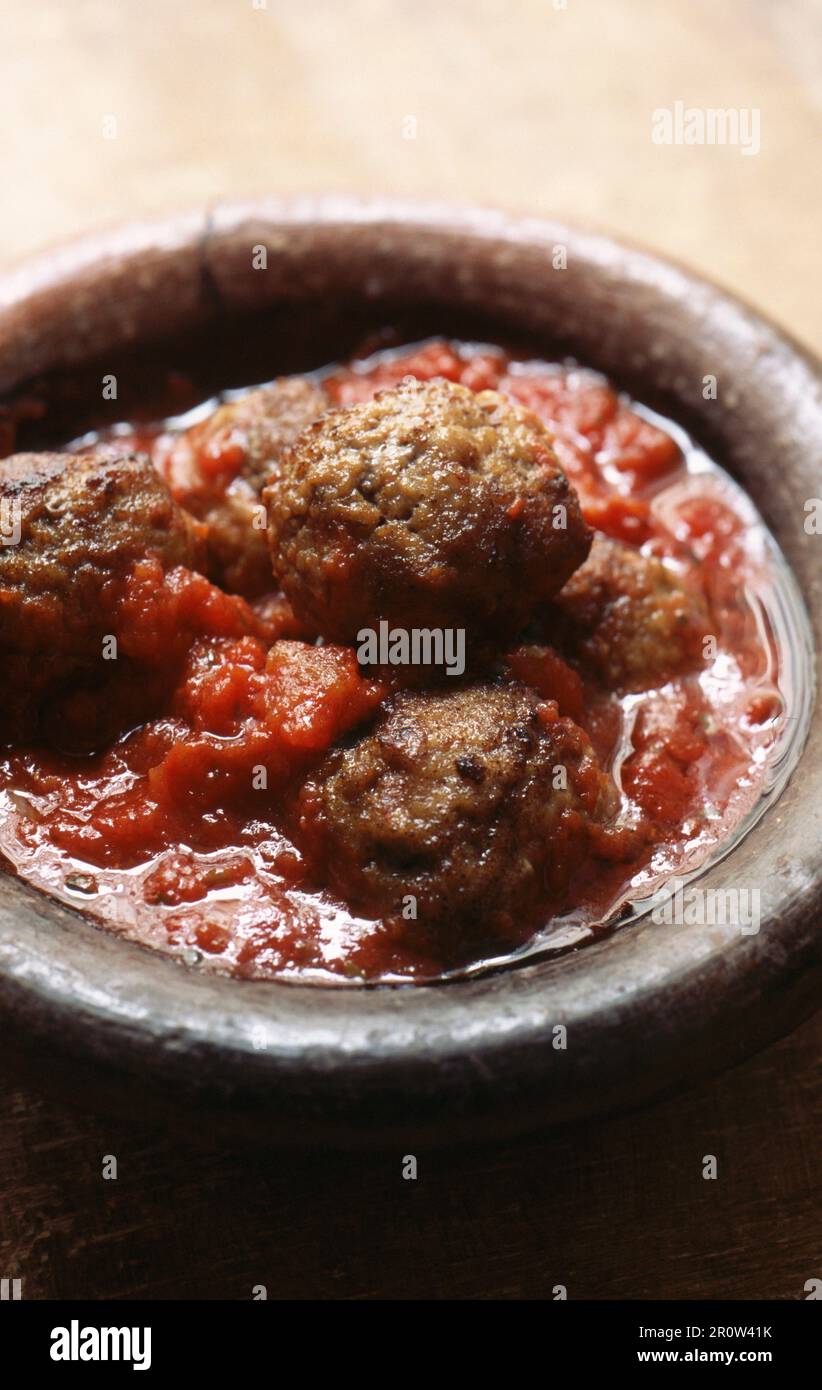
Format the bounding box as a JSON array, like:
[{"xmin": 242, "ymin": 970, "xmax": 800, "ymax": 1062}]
[{"xmin": 0, "ymin": 199, "xmax": 820, "ymax": 1146}]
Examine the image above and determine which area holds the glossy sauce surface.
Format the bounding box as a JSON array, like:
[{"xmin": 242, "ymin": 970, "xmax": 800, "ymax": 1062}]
[{"xmin": 0, "ymin": 340, "xmax": 798, "ymax": 982}]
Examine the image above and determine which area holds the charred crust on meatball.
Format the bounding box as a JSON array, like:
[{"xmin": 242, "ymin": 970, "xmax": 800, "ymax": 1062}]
[
  {"xmin": 553, "ymin": 534, "xmax": 710, "ymax": 692},
  {"xmin": 168, "ymin": 376, "xmax": 329, "ymax": 596},
  {"xmin": 291, "ymin": 681, "xmax": 617, "ymax": 932},
  {"xmin": 0, "ymin": 449, "xmax": 204, "ymax": 743},
  {"xmin": 264, "ymin": 378, "xmax": 592, "ymax": 642}
]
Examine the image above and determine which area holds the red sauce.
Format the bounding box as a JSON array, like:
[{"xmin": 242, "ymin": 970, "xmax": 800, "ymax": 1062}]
[{"xmin": 0, "ymin": 340, "xmax": 797, "ymax": 982}]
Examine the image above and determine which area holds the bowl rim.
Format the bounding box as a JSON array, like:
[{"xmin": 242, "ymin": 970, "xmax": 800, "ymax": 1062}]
[{"xmin": 1, "ymin": 196, "xmax": 821, "ymax": 1146}]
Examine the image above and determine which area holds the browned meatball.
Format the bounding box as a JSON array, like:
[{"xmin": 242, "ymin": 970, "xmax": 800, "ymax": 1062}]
[
  {"xmin": 265, "ymin": 379, "xmax": 591, "ymax": 642},
  {"xmin": 0, "ymin": 449, "xmax": 204, "ymax": 743},
  {"xmin": 554, "ymin": 535, "xmax": 709, "ymax": 692},
  {"xmin": 293, "ymin": 682, "xmax": 616, "ymax": 933},
  {"xmin": 167, "ymin": 377, "xmax": 329, "ymax": 596}
]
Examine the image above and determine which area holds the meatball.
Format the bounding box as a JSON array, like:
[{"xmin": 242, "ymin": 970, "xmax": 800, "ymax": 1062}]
[
  {"xmin": 265, "ymin": 378, "xmax": 591, "ymax": 642},
  {"xmin": 293, "ymin": 682, "xmax": 616, "ymax": 932},
  {"xmin": 554, "ymin": 535, "xmax": 709, "ymax": 691},
  {"xmin": 167, "ymin": 377, "xmax": 329, "ymax": 596},
  {"xmin": 0, "ymin": 449, "xmax": 204, "ymax": 743}
]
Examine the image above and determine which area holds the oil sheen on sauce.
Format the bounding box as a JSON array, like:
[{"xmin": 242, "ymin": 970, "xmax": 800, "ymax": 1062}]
[{"xmin": 0, "ymin": 340, "xmax": 810, "ymax": 983}]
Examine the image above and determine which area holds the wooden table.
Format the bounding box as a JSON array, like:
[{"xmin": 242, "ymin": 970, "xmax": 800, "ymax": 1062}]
[
  {"xmin": 1, "ymin": 1012, "xmax": 820, "ymax": 1300},
  {"xmin": 1, "ymin": 0, "xmax": 820, "ymax": 1300}
]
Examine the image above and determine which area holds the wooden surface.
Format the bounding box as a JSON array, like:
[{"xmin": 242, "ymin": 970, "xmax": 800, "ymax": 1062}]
[
  {"xmin": 2, "ymin": 1012, "xmax": 820, "ymax": 1301},
  {"xmin": 2, "ymin": 0, "xmax": 821, "ymax": 358},
  {"xmin": 1, "ymin": 0, "xmax": 821, "ymax": 1301}
]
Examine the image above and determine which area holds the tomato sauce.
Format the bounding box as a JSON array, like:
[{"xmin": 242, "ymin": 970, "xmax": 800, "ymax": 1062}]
[{"xmin": 0, "ymin": 339, "xmax": 803, "ymax": 982}]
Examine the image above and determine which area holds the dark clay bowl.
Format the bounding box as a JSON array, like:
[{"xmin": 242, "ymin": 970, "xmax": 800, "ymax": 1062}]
[{"xmin": 1, "ymin": 198, "xmax": 820, "ymax": 1148}]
